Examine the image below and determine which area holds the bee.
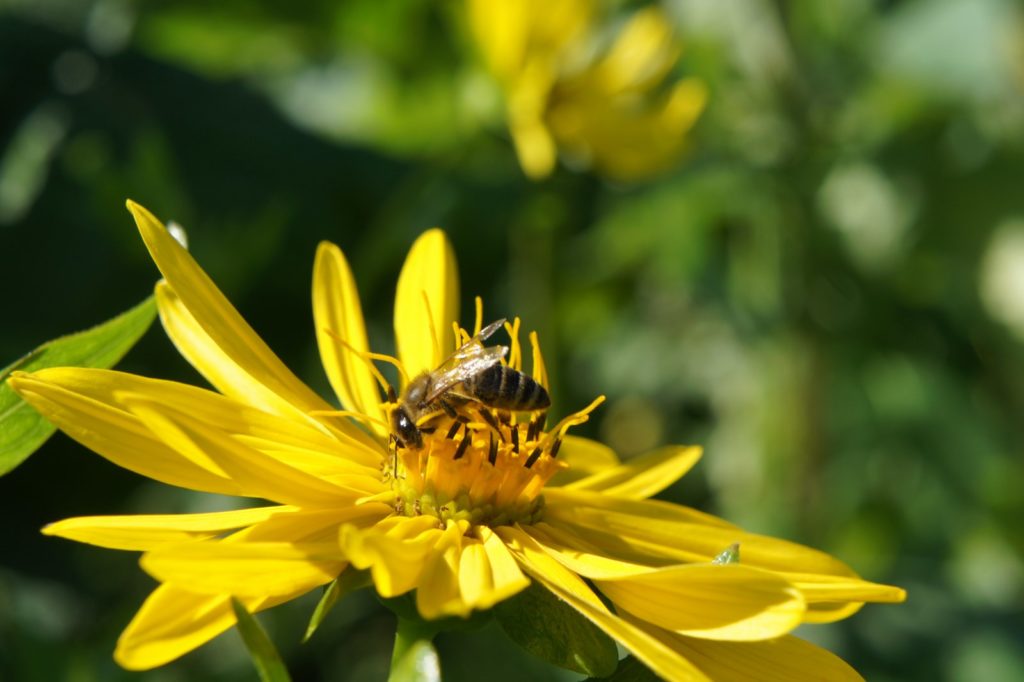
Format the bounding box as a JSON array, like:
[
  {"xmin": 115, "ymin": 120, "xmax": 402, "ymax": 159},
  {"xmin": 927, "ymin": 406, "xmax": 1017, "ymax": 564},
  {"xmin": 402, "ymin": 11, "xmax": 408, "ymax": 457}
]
[{"xmin": 390, "ymin": 319, "xmax": 550, "ymax": 449}]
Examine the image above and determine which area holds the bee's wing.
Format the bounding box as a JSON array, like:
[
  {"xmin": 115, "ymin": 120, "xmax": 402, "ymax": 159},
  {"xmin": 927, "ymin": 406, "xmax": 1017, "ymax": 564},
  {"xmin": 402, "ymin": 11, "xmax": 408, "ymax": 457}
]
[{"xmin": 426, "ymin": 330, "xmax": 508, "ymax": 403}]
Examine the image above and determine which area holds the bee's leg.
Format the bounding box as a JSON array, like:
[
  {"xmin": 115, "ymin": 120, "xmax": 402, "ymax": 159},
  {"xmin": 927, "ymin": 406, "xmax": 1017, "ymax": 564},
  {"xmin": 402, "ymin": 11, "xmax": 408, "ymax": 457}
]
[
  {"xmin": 477, "ymin": 408, "xmax": 504, "ymax": 440},
  {"xmin": 439, "ymin": 398, "xmax": 458, "ymax": 419}
]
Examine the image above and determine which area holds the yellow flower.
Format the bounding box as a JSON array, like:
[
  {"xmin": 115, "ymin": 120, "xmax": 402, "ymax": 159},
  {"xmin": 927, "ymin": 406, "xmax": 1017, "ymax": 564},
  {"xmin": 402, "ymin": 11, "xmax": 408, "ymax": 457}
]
[
  {"xmin": 466, "ymin": 0, "xmax": 708, "ymax": 181},
  {"xmin": 9, "ymin": 201, "xmax": 904, "ymax": 679}
]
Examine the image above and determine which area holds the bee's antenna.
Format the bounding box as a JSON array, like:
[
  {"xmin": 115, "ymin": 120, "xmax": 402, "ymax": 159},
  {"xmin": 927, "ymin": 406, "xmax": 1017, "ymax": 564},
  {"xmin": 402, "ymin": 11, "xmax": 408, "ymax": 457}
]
[{"xmin": 387, "ymin": 384, "xmax": 397, "ymax": 403}]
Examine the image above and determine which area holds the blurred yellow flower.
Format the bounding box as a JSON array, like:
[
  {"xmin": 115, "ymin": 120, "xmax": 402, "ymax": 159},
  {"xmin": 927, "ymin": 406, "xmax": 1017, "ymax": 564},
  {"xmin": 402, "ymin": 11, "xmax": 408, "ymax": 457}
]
[
  {"xmin": 467, "ymin": 0, "xmax": 708, "ymax": 180},
  {"xmin": 9, "ymin": 201, "xmax": 903, "ymax": 678}
]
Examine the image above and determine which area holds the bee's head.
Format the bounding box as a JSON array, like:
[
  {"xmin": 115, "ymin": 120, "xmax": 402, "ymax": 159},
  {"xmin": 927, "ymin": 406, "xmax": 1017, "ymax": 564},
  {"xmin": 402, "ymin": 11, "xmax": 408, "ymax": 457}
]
[{"xmin": 391, "ymin": 404, "xmax": 423, "ymax": 450}]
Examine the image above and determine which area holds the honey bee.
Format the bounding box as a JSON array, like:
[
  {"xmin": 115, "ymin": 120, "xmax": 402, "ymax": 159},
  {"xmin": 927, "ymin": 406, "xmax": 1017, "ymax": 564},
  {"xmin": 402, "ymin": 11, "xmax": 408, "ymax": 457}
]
[{"xmin": 389, "ymin": 319, "xmax": 550, "ymax": 449}]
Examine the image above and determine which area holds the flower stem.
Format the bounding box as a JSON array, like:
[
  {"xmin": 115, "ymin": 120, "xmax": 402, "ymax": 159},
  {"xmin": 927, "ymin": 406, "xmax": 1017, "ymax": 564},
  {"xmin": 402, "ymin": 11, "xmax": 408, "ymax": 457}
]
[{"xmin": 388, "ymin": 616, "xmax": 440, "ymax": 682}]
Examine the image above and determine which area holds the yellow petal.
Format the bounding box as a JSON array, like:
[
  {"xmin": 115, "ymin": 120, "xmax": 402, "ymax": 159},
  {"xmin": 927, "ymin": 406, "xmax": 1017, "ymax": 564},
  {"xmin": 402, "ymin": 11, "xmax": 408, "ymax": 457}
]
[
  {"xmin": 312, "ymin": 241, "xmax": 384, "ymax": 430},
  {"xmin": 545, "ymin": 487, "xmax": 737, "ymax": 532},
  {"xmin": 595, "ymin": 565, "xmax": 805, "ymax": 641},
  {"xmin": 124, "ymin": 395, "xmax": 368, "ymax": 506},
  {"xmin": 140, "ymin": 541, "xmax": 344, "ymax": 596},
  {"xmin": 339, "ymin": 516, "xmax": 444, "ymax": 597},
  {"xmin": 544, "ymin": 491, "xmax": 855, "ymax": 576},
  {"xmin": 590, "ymin": 7, "xmax": 680, "ymax": 95},
  {"xmin": 564, "ymin": 445, "xmax": 702, "ymax": 498},
  {"xmin": 393, "ymin": 229, "xmax": 458, "ymax": 378},
  {"xmin": 803, "ymin": 601, "xmax": 864, "ymax": 624},
  {"xmin": 627, "ymin": 624, "xmax": 865, "ymax": 682},
  {"xmin": 7, "ymin": 369, "xmax": 238, "ymax": 495},
  {"xmin": 115, "ymin": 585, "xmax": 288, "ymax": 670},
  {"xmin": 42, "ymin": 506, "xmax": 292, "ymax": 551},
  {"xmin": 498, "ymin": 525, "xmax": 709, "ymax": 682},
  {"xmin": 787, "ymin": 572, "xmax": 907, "ymax": 604},
  {"xmin": 547, "ymin": 435, "xmax": 620, "ymax": 486},
  {"xmin": 528, "ymin": 523, "xmax": 806, "ymax": 640},
  {"xmin": 155, "ymin": 282, "xmax": 380, "ymax": 452},
  {"xmin": 416, "ymin": 521, "xmax": 468, "ymax": 619},
  {"xmin": 237, "ymin": 503, "xmax": 391, "ymax": 544},
  {"xmin": 475, "ymin": 525, "xmax": 531, "ymax": 607},
  {"xmin": 127, "ymin": 201, "xmax": 336, "ymax": 423}
]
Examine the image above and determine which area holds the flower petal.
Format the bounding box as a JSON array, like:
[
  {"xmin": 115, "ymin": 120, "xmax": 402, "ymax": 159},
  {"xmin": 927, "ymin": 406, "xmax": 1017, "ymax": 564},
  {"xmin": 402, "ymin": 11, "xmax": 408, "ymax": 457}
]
[
  {"xmin": 416, "ymin": 521, "xmax": 468, "ymax": 619},
  {"xmin": 544, "ymin": 490, "xmax": 856, "ymax": 576},
  {"xmin": 475, "ymin": 525, "xmax": 531, "ymax": 606},
  {"xmin": 339, "ymin": 516, "xmax": 445, "ymax": 598},
  {"xmin": 627, "ymin": 624, "xmax": 865, "ymax": 682},
  {"xmin": 415, "ymin": 524, "xmax": 531, "ymax": 619},
  {"xmin": 7, "ymin": 369, "xmax": 238, "ymax": 495},
  {"xmin": 141, "ymin": 541, "xmax": 345, "ymax": 597},
  {"xmin": 788, "ymin": 572, "xmax": 906, "ymax": 603},
  {"xmin": 127, "ymin": 201, "xmax": 335, "ymax": 420},
  {"xmin": 124, "ymin": 395, "xmax": 373, "ymax": 506},
  {"xmin": 154, "ymin": 282, "xmax": 379, "ymax": 451},
  {"xmin": 564, "ymin": 445, "xmax": 702, "ymax": 498},
  {"xmin": 115, "ymin": 585, "xmax": 289, "ymax": 670},
  {"xmin": 312, "ymin": 241, "xmax": 384, "ymax": 429},
  {"xmin": 393, "ymin": 229, "xmax": 459, "ymax": 378},
  {"xmin": 595, "ymin": 565, "xmax": 805, "ymax": 641},
  {"xmin": 42, "ymin": 506, "xmax": 292, "ymax": 551},
  {"xmin": 547, "ymin": 435, "xmax": 620, "ymax": 486},
  {"xmin": 498, "ymin": 525, "xmax": 709, "ymax": 682},
  {"xmin": 527, "ymin": 524, "xmax": 805, "ymax": 641}
]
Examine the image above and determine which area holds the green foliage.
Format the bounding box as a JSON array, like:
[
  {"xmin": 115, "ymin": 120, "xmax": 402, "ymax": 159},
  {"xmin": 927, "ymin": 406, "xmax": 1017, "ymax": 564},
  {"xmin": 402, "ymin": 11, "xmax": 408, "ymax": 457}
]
[
  {"xmin": 585, "ymin": 656, "xmax": 659, "ymax": 682},
  {"xmin": 495, "ymin": 582, "xmax": 618, "ymax": 677},
  {"xmin": 304, "ymin": 568, "xmax": 371, "ymax": 642},
  {"xmin": 231, "ymin": 598, "xmax": 292, "ymax": 682},
  {"xmin": 0, "ymin": 296, "xmax": 156, "ymax": 475},
  {"xmin": 3, "ymin": 0, "xmax": 1024, "ymax": 680}
]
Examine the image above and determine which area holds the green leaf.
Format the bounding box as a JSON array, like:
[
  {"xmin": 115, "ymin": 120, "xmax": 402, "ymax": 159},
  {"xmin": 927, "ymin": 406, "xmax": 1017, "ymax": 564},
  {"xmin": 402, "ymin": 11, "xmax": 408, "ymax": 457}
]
[
  {"xmin": 304, "ymin": 568, "xmax": 371, "ymax": 642},
  {"xmin": 585, "ymin": 655, "xmax": 659, "ymax": 682},
  {"xmin": 0, "ymin": 296, "xmax": 157, "ymax": 476},
  {"xmin": 495, "ymin": 581, "xmax": 618, "ymax": 677},
  {"xmin": 712, "ymin": 542, "xmax": 741, "ymax": 565},
  {"xmin": 388, "ymin": 639, "xmax": 441, "ymax": 682},
  {"xmin": 231, "ymin": 598, "xmax": 292, "ymax": 682}
]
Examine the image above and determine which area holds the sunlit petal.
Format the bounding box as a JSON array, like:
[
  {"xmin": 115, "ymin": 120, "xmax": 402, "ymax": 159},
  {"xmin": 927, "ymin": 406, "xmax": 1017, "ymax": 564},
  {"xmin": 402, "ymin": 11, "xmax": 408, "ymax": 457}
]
[
  {"xmin": 42, "ymin": 506, "xmax": 292, "ymax": 551},
  {"xmin": 141, "ymin": 541, "xmax": 345, "ymax": 596},
  {"xmin": 8, "ymin": 369, "xmax": 238, "ymax": 495},
  {"xmin": 498, "ymin": 525, "xmax": 709, "ymax": 681},
  {"xmin": 564, "ymin": 445, "xmax": 702, "ymax": 498},
  {"xmin": 155, "ymin": 282, "xmax": 380, "ymax": 451},
  {"xmin": 312, "ymin": 241, "xmax": 385, "ymax": 429},
  {"xmin": 393, "ymin": 229, "xmax": 459, "ymax": 378},
  {"xmin": 114, "ymin": 585, "xmax": 288, "ymax": 670},
  {"xmin": 128, "ymin": 201, "xmax": 337, "ymax": 420}
]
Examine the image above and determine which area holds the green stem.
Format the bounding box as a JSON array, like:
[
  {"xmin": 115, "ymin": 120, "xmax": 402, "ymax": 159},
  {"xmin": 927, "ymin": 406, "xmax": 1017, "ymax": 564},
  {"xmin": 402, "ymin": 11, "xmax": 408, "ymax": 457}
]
[{"xmin": 389, "ymin": 616, "xmax": 437, "ymax": 680}]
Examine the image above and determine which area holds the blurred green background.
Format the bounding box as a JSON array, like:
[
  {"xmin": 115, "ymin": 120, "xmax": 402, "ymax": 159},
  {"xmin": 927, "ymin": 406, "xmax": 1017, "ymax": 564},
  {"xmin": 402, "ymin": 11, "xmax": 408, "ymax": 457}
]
[{"xmin": 3, "ymin": 0, "xmax": 1024, "ymax": 680}]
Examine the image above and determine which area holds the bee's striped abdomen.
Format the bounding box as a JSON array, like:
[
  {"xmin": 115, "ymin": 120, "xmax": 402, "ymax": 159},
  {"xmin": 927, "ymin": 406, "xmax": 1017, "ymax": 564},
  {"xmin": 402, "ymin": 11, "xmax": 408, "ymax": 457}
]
[{"xmin": 466, "ymin": 365, "xmax": 550, "ymax": 412}]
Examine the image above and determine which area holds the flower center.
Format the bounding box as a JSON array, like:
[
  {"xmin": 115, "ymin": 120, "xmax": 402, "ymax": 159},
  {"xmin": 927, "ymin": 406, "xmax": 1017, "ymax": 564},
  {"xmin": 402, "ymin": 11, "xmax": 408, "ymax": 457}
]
[{"xmin": 386, "ymin": 409, "xmax": 565, "ymax": 527}]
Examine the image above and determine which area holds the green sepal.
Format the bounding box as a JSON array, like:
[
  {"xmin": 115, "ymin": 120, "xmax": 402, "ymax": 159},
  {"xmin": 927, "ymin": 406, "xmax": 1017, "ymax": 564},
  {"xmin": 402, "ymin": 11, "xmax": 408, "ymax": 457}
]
[
  {"xmin": 303, "ymin": 567, "xmax": 371, "ymax": 642},
  {"xmin": 584, "ymin": 655, "xmax": 659, "ymax": 682},
  {"xmin": 378, "ymin": 593, "xmax": 493, "ymax": 633},
  {"xmin": 0, "ymin": 295, "xmax": 157, "ymax": 476},
  {"xmin": 231, "ymin": 598, "xmax": 292, "ymax": 682},
  {"xmin": 494, "ymin": 581, "xmax": 618, "ymax": 677}
]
